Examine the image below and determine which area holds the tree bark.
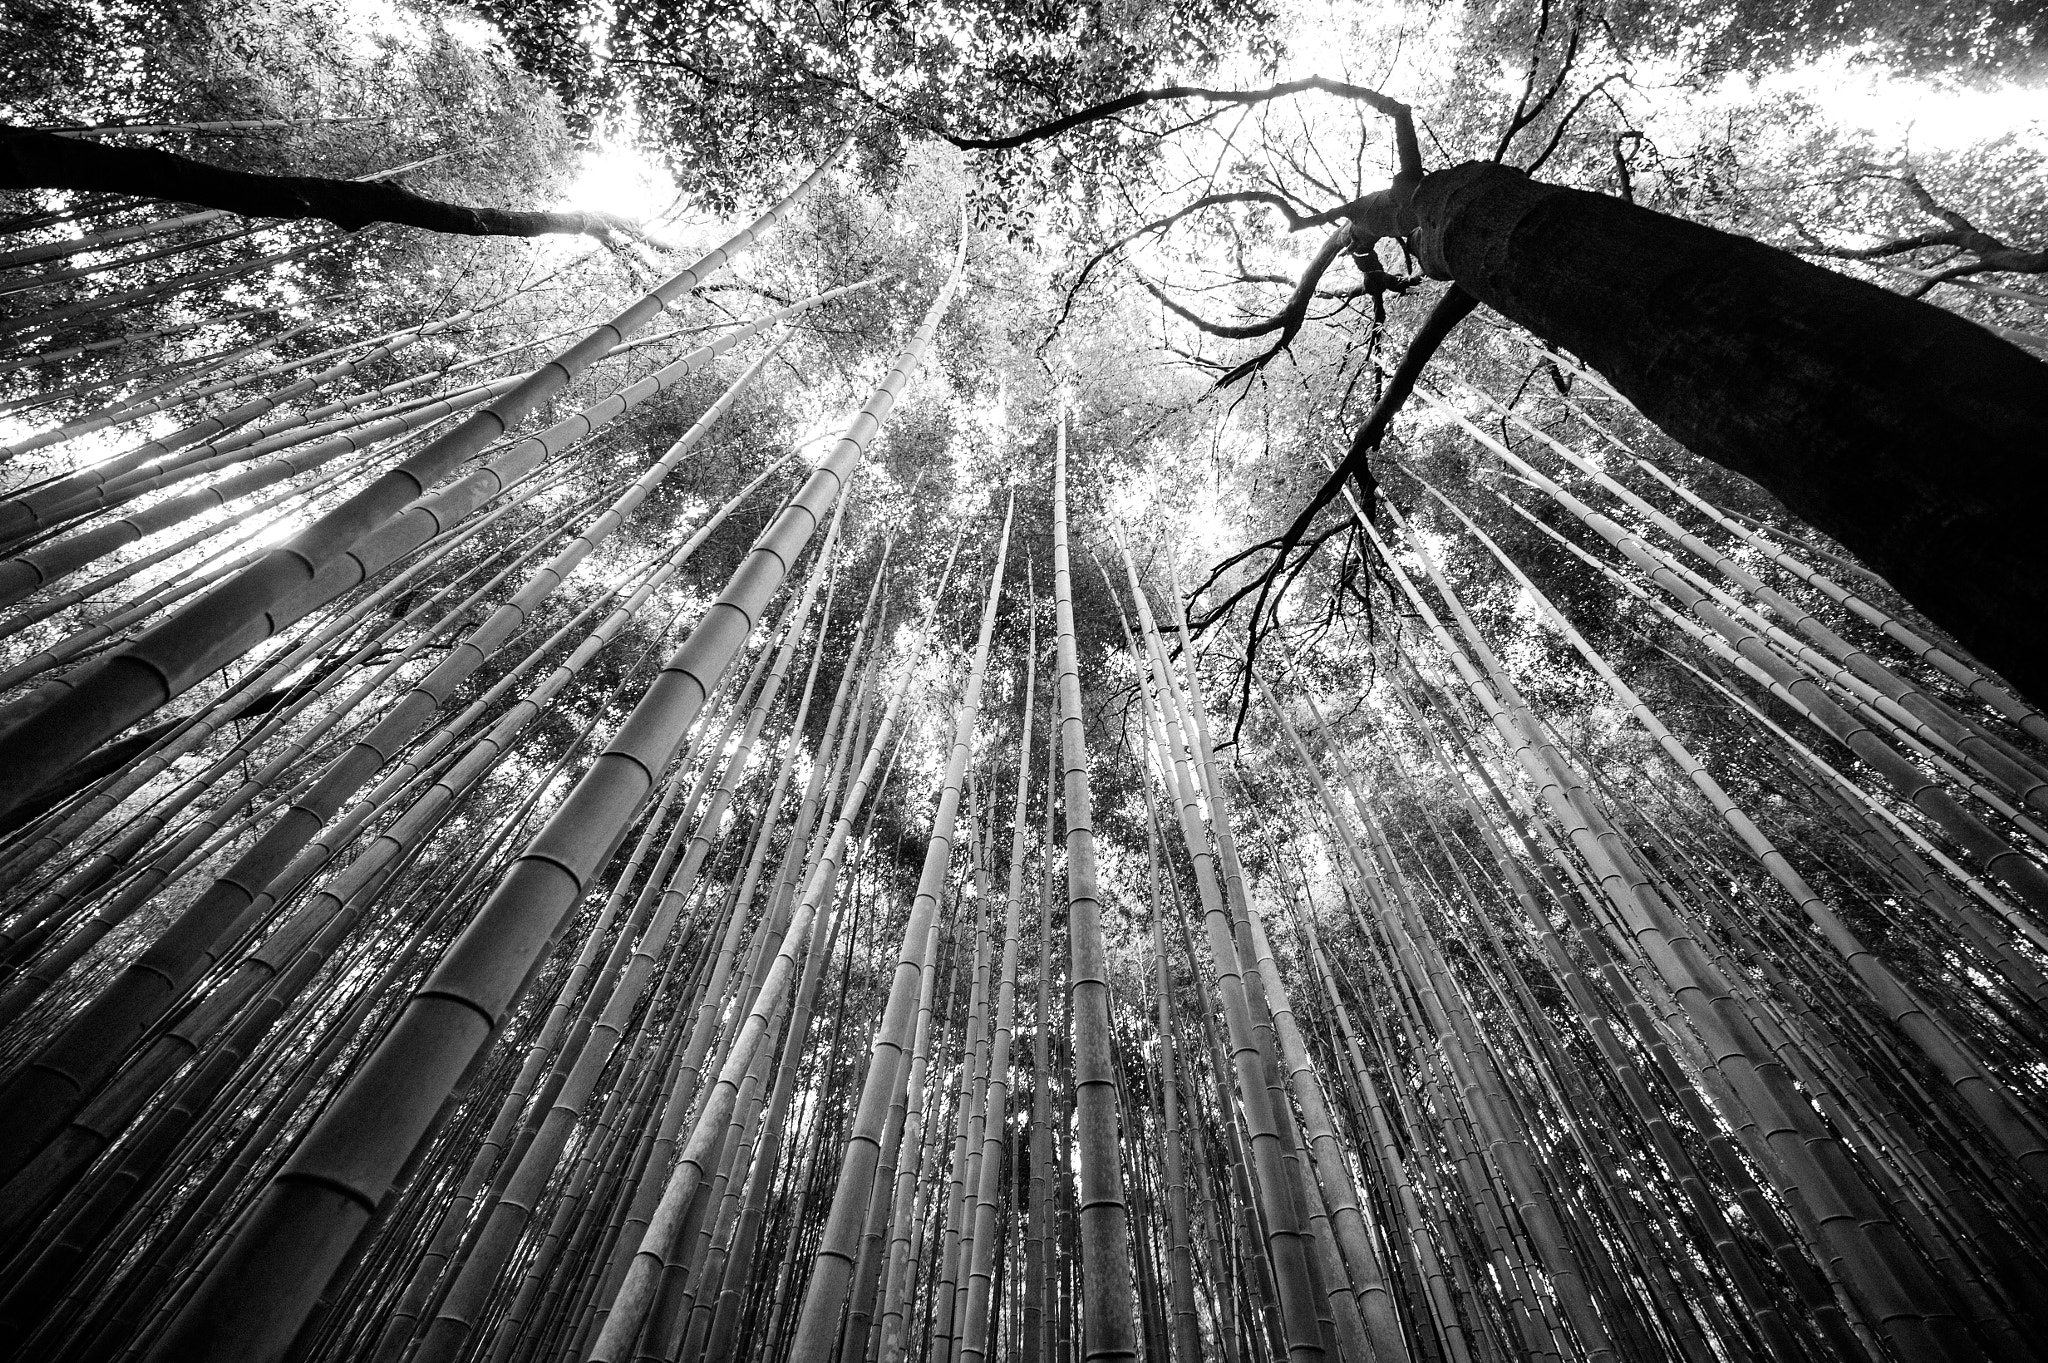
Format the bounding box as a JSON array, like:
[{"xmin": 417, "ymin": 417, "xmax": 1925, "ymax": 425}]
[
  {"xmin": 0, "ymin": 126, "xmax": 634, "ymax": 240},
  {"xmin": 1411, "ymin": 160, "xmax": 2048, "ymax": 709}
]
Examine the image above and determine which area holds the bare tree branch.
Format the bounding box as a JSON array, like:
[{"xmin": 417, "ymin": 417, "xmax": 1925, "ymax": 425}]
[
  {"xmin": 1793, "ymin": 169, "xmax": 2047, "ymax": 289},
  {"xmin": 1138, "ymin": 232, "xmax": 1426, "ymax": 388},
  {"xmin": 1494, "ymin": 2, "xmax": 1589, "ymax": 164},
  {"xmin": 1139, "ymin": 225, "xmax": 1347, "ymax": 345},
  {"xmin": 1494, "ymin": 0, "xmax": 1557, "ymax": 162},
  {"xmin": 1805, "ymin": 229, "xmax": 1962, "ymax": 260},
  {"xmin": 0, "ymin": 126, "xmax": 645, "ymax": 243},
  {"xmin": 1524, "ymin": 72, "xmax": 1626, "ymax": 175},
  {"xmin": 1039, "ymin": 188, "xmax": 1339, "ymax": 353},
  {"xmin": 1611, "ymin": 130, "xmax": 1642, "ymax": 202},
  {"xmin": 941, "ymin": 76, "xmax": 1414, "ymax": 154},
  {"xmin": 1185, "ymin": 285, "xmax": 1479, "ymax": 735}
]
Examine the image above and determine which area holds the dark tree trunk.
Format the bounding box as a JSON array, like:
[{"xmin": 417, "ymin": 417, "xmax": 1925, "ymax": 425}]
[
  {"xmin": 0, "ymin": 128, "xmax": 632, "ymax": 240},
  {"xmin": 1412, "ymin": 160, "xmax": 2048, "ymax": 709}
]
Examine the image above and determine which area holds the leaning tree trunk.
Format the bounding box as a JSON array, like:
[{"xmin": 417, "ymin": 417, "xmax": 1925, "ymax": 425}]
[{"xmin": 1409, "ymin": 160, "xmax": 2048, "ymax": 710}]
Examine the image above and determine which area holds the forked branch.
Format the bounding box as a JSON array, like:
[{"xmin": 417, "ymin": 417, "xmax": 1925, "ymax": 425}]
[
  {"xmin": 1138, "ymin": 228, "xmax": 1353, "ymax": 386},
  {"xmin": 1007, "ymin": 81, "xmax": 1427, "ymax": 380},
  {"xmin": 1040, "ymin": 189, "xmax": 1337, "ymax": 354},
  {"xmin": 1186, "ymin": 286, "xmax": 1479, "ymax": 731},
  {"xmin": 1796, "ymin": 169, "xmax": 2047, "ymax": 298}
]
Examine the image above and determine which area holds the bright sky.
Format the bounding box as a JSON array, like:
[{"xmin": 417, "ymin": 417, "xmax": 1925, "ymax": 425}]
[
  {"xmin": 1750, "ymin": 54, "xmax": 2047, "ymax": 153},
  {"xmin": 568, "ymin": 142, "xmax": 676, "ymax": 221}
]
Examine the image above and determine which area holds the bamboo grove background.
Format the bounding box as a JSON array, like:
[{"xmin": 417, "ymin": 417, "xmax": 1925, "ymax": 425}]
[{"xmin": 4, "ymin": 18, "xmax": 2048, "ymax": 1363}]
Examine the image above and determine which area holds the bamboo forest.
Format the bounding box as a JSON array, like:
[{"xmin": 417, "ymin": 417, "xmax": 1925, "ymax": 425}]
[{"xmin": 2, "ymin": 0, "xmax": 2046, "ymax": 1360}]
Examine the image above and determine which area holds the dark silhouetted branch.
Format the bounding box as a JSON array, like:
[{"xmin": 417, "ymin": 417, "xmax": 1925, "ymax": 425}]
[
  {"xmin": 1186, "ymin": 285, "xmax": 1478, "ymax": 732},
  {"xmin": 1, "ymin": 126, "xmax": 641, "ymax": 241},
  {"xmin": 1796, "ymin": 170, "xmax": 2046, "ymax": 296},
  {"xmin": 1524, "ymin": 72, "xmax": 1625, "ymax": 174},
  {"xmin": 942, "ymin": 76, "xmax": 1413, "ymax": 153}
]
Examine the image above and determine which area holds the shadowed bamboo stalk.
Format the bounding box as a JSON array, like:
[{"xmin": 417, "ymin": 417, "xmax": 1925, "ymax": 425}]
[
  {"xmin": 1542, "ymin": 383, "xmax": 2048, "ymax": 742},
  {"xmin": 1275, "ymin": 845, "xmax": 1478, "ymax": 1363},
  {"xmin": 3, "ymin": 231, "xmax": 346, "ymax": 347},
  {"xmin": 133, "ymin": 217, "xmax": 955, "ymax": 1363},
  {"xmin": 1521, "ymin": 489, "xmax": 2048, "ymax": 941},
  {"xmin": 0, "ymin": 290, "xmax": 511, "ymax": 503},
  {"xmin": 0, "ymin": 285, "xmax": 839, "ymax": 748},
  {"xmin": 360, "ymin": 638, "xmax": 715, "ymax": 1363},
  {"xmin": 57, "ymin": 295, "xmax": 666, "ymax": 516},
  {"xmin": 1373, "ymin": 679, "xmax": 1810, "ymax": 1361},
  {"xmin": 0, "ymin": 399, "xmax": 597, "ymax": 742},
  {"xmin": 1050, "ymin": 415, "xmax": 1142, "ymax": 1363},
  {"xmin": 0, "ymin": 605, "xmax": 655, "ymax": 1350},
  {"xmin": 1473, "ymin": 388, "xmax": 2048, "ymax": 805},
  {"xmin": 575, "ymin": 230, "xmax": 967, "ymax": 1362},
  {"xmin": 1138, "ymin": 773, "xmax": 1205, "ymax": 1363},
  {"xmin": 1023, "ymin": 667, "xmax": 1060, "ymax": 1363},
  {"xmin": 0, "ymin": 449, "xmax": 563, "ymax": 864},
  {"xmin": 0, "ymin": 427, "xmax": 482, "ymax": 697},
  {"xmin": 0, "ymin": 552, "xmax": 686, "ymax": 1245},
  {"xmin": 0, "ymin": 218, "xmax": 274, "ymax": 307},
  {"xmin": 0, "ymin": 331, "xmax": 805, "ymax": 1174},
  {"xmin": 1156, "ymin": 549, "xmax": 1410, "ymax": 1360},
  {"xmin": 0, "ymin": 146, "xmax": 848, "ymax": 816},
  {"xmin": 959, "ymin": 576, "xmax": 1038, "ymax": 1363},
  {"xmin": 786, "ymin": 486, "xmax": 1012, "ymax": 1362},
  {"xmin": 0, "ymin": 418, "xmax": 398, "ymax": 646},
  {"xmin": 1122, "ymin": 581, "xmax": 1326, "ymax": 1361},
  {"xmin": 874, "ymin": 912, "xmax": 951, "ymax": 1363},
  {"xmin": 1416, "ymin": 396, "xmax": 2048, "ymax": 922},
  {"xmin": 406, "ymin": 524, "xmax": 842, "ymax": 1363},
  {"xmin": 931, "ymin": 789, "xmax": 998, "ymax": 1363},
  {"xmin": 1428, "ymin": 651, "xmax": 1885, "ymax": 1358},
  {"xmin": 0, "ymin": 302, "xmax": 275, "ymax": 378},
  {"xmin": 1359, "ymin": 495, "xmax": 1990, "ymax": 1363},
  {"xmin": 934, "ymin": 789, "xmax": 997, "ymax": 1363},
  {"xmin": 1506, "ymin": 496, "xmax": 2048, "ymax": 972},
  {"xmin": 1412, "ymin": 473, "xmax": 2048, "ymax": 1193},
  {"xmin": 0, "ymin": 295, "xmax": 455, "ymax": 490},
  {"xmin": 0, "ymin": 283, "xmax": 855, "ymax": 607},
  {"xmin": 578, "ymin": 547, "xmax": 898, "ymax": 1358},
  {"xmin": 586, "ymin": 524, "xmax": 941, "ymax": 1363},
  {"xmin": 1139, "ymin": 701, "xmax": 1283, "ymax": 1361},
  {"xmin": 698, "ymin": 653, "xmax": 881, "ymax": 1359},
  {"xmin": 54, "ymin": 805, "xmax": 539, "ymax": 1360},
  {"xmin": 0, "ymin": 478, "xmax": 596, "ymax": 1011},
  {"xmin": 0, "ymin": 462, "xmax": 579, "ymax": 938},
  {"xmin": 1356, "ymin": 761, "xmax": 1620, "ymax": 1363},
  {"xmin": 472, "ymin": 909, "xmax": 704, "ymax": 1363},
  {"xmin": 0, "ymin": 308, "xmax": 336, "ymax": 465},
  {"xmin": 0, "ymin": 373, "xmax": 517, "ymax": 606}
]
